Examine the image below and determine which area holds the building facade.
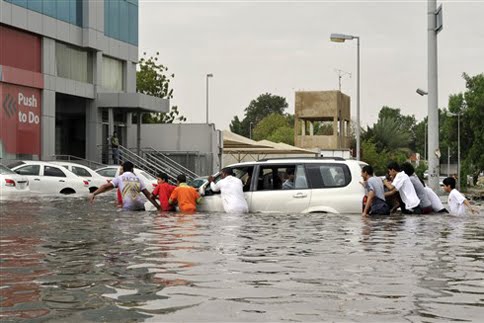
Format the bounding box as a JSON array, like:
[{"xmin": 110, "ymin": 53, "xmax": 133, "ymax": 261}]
[
  {"xmin": 294, "ymin": 90, "xmax": 352, "ymax": 150},
  {"xmin": 0, "ymin": 0, "xmax": 169, "ymax": 163}
]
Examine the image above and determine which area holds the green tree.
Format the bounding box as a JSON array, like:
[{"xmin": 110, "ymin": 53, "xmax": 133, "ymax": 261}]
[
  {"xmin": 252, "ymin": 113, "xmax": 294, "ymax": 145},
  {"xmin": 372, "ymin": 117, "xmax": 412, "ymax": 156},
  {"xmin": 230, "ymin": 93, "xmax": 288, "ymax": 137},
  {"xmin": 446, "ymin": 73, "xmax": 484, "ymax": 186},
  {"xmin": 136, "ymin": 52, "xmax": 186, "ymax": 123}
]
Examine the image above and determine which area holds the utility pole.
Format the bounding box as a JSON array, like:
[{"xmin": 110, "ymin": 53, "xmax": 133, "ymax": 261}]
[
  {"xmin": 427, "ymin": 0, "xmax": 443, "ymax": 190},
  {"xmin": 334, "ymin": 69, "xmax": 351, "ymax": 91}
]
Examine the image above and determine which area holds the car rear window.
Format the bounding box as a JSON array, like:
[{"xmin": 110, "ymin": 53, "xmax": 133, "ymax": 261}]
[
  {"xmin": 0, "ymin": 164, "xmax": 16, "ymax": 175},
  {"xmin": 73, "ymin": 166, "xmax": 92, "ymax": 177},
  {"xmin": 97, "ymin": 168, "xmax": 117, "ymax": 178},
  {"xmin": 306, "ymin": 163, "xmax": 351, "ymax": 188}
]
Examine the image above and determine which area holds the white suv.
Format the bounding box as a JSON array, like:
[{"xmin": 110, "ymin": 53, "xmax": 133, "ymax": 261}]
[{"xmin": 199, "ymin": 158, "xmax": 365, "ymax": 214}]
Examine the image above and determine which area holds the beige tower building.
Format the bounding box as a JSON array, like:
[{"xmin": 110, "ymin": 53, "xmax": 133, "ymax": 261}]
[{"xmin": 294, "ymin": 91, "xmax": 352, "ymax": 150}]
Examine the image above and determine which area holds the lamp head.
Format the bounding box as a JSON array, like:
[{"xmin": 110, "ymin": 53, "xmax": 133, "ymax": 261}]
[
  {"xmin": 207, "ymin": 73, "xmax": 213, "ymax": 78},
  {"xmin": 416, "ymin": 88, "xmax": 428, "ymax": 96},
  {"xmin": 330, "ymin": 33, "xmax": 354, "ymax": 42}
]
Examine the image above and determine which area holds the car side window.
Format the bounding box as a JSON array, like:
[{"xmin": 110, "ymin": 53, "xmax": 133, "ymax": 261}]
[
  {"xmin": 231, "ymin": 166, "xmax": 254, "ymax": 192},
  {"xmin": 44, "ymin": 166, "xmax": 66, "ymax": 177},
  {"xmin": 72, "ymin": 166, "xmax": 91, "ymax": 177},
  {"xmin": 306, "ymin": 163, "xmax": 351, "ymax": 188},
  {"xmin": 15, "ymin": 165, "xmax": 40, "ymax": 176},
  {"xmin": 256, "ymin": 165, "xmax": 301, "ymax": 191}
]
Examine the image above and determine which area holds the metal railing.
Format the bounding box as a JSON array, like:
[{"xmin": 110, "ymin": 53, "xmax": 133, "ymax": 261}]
[
  {"xmin": 140, "ymin": 147, "xmax": 199, "ymax": 180},
  {"xmin": 115, "ymin": 145, "xmax": 198, "ymax": 184},
  {"xmin": 51, "ymin": 155, "xmax": 106, "ymax": 170}
]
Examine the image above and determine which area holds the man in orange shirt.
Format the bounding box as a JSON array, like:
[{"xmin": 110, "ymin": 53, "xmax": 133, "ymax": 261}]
[{"xmin": 169, "ymin": 174, "xmax": 201, "ymax": 213}]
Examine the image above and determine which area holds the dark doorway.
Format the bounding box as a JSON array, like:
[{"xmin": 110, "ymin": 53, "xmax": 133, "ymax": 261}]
[{"xmin": 55, "ymin": 93, "xmax": 86, "ymax": 158}]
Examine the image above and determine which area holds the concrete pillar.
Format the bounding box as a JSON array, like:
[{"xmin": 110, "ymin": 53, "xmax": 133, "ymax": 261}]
[
  {"xmin": 41, "ymin": 90, "xmax": 56, "ymax": 160},
  {"xmin": 108, "ymin": 108, "xmax": 114, "ymax": 138},
  {"xmin": 136, "ymin": 111, "xmax": 141, "ymax": 155},
  {"xmin": 309, "ymin": 121, "xmax": 314, "ymax": 136},
  {"xmin": 333, "ymin": 117, "xmax": 338, "ymax": 146},
  {"xmin": 41, "ymin": 37, "xmax": 56, "ymax": 160},
  {"xmin": 85, "ymin": 100, "xmax": 99, "ymax": 161},
  {"xmin": 301, "ymin": 120, "xmax": 306, "ymax": 136}
]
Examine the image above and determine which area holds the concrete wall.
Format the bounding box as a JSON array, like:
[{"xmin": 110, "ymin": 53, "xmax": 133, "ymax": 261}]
[
  {"xmin": 133, "ymin": 123, "xmax": 222, "ymax": 175},
  {"xmin": 294, "ymin": 90, "xmax": 351, "ymax": 150}
]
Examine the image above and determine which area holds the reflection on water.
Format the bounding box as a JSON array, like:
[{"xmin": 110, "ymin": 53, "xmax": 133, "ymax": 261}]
[{"xmin": 0, "ymin": 196, "xmax": 483, "ymax": 322}]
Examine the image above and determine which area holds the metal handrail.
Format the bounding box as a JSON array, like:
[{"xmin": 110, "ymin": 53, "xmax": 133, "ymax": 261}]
[
  {"xmin": 141, "ymin": 147, "xmax": 199, "ymax": 179},
  {"xmin": 117, "ymin": 145, "xmax": 180, "ymax": 184},
  {"xmin": 51, "ymin": 155, "xmax": 106, "ymax": 169}
]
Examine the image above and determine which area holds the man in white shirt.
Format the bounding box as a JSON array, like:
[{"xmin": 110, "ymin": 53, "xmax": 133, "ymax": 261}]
[
  {"xmin": 209, "ymin": 168, "xmax": 249, "ymax": 214},
  {"xmin": 384, "ymin": 162, "xmax": 421, "ymax": 214},
  {"xmin": 89, "ymin": 161, "xmax": 159, "ymax": 211}
]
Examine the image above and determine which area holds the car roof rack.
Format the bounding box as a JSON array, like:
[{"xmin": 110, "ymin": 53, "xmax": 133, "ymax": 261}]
[{"xmin": 257, "ymin": 156, "xmax": 346, "ymax": 162}]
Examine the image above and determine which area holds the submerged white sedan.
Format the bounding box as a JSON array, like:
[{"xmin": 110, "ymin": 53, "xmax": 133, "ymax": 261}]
[
  {"xmin": 10, "ymin": 161, "xmax": 89, "ymax": 195},
  {"xmin": 0, "ymin": 163, "xmax": 30, "ymax": 197},
  {"xmin": 198, "ymin": 158, "xmax": 365, "ymax": 214}
]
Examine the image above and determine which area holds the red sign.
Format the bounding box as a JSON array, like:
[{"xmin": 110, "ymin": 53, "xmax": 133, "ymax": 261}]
[{"xmin": 0, "ymin": 83, "xmax": 41, "ymax": 157}]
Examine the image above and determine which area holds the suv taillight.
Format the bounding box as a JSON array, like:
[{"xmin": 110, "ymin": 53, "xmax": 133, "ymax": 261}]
[
  {"xmin": 83, "ymin": 180, "xmax": 89, "ymax": 186},
  {"xmin": 5, "ymin": 179, "xmax": 15, "ymax": 187}
]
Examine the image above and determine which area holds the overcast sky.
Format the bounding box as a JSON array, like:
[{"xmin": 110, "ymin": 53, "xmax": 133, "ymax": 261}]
[{"xmin": 139, "ymin": 0, "xmax": 484, "ymax": 130}]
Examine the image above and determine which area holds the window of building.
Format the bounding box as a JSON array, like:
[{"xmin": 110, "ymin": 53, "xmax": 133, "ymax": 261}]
[
  {"xmin": 104, "ymin": 0, "xmax": 138, "ymax": 45},
  {"xmin": 102, "ymin": 56, "xmax": 124, "ymax": 91},
  {"xmin": 5, "ymin": 0, "xmax": 83, "ymax": 27},
  {"xmin": 56, "ymin": 42, "xmax": 93, "ymax": 83}
]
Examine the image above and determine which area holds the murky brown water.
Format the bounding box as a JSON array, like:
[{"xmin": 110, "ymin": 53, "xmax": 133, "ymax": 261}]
[{"xmin": 1, "ymin": 196, "xmax": 483, "ymax": 322}]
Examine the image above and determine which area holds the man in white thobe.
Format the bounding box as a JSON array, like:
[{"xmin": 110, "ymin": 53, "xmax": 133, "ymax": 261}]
[{"xmin": 209, "ymin": 168, "xmax": 249, "ymax": 213}]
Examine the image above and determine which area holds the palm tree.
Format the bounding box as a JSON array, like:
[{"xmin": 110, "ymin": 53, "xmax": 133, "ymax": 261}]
[{"xmin": 372, "ymin": 117, "xmax": 412, "ymax": 155}]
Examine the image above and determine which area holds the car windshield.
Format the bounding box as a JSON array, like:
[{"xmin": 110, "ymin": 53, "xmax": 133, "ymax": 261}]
[{"xmin": 0, "ymin": 164, "xmax": 16, "ymax": 175}]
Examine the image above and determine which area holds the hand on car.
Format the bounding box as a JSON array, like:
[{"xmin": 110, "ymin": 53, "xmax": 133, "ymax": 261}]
[
  {"xmin": 208, "ymin": 176, "xmax": 215, "ymax": 183},
  {"xmin": 88, "ymin": 193, "xmax": 95, "ymax": 204}
]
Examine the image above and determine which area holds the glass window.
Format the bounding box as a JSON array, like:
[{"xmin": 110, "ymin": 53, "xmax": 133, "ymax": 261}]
[
  {"xmin": 306, "ymin": 164, "xmax": 351, "ymax": 188},
  {"xmin": 105, "ymin": 0, "xmax": 138, "ymax": 45},
  {"xmin": 96, "ymin": 168, "xmax": 117, "ymax": 178},
  {"xmin": 56, "ymin": 42, "xmax": 92, "ymax": 83},
  {"xmin": 72, "ymin": 166, "xmax": 92, "ymax": 177},
  {"xmin": 56, "ymin": 0, "xmax": 70, "ymax": 22},
  {"xmin": 44, "ymin": 166, "xmax": 66, "ymax": 177},
  {"xmin": 255, "ymin": 165, "xmax": 303, "ymax": 191},
  {"xmin": 15, "ymin": 165, "xmax": 40, "ymax": 176},
  {"xmin": 42, "ymin": 0, "xmax": 56, "ymax": 17},
  {"xmin": 0, "ymin": 164, "xmax": 16, "ymax": 175},
  {"xmin": 27, "ymin": 0, "xmax": 43, "ymax": 13},
  {"xmin": 102, "ymin": 56, "xmax": 124, "ymax": 91}
]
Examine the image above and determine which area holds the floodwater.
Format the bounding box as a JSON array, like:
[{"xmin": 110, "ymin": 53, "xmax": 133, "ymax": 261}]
[{"xmin": 1, "ymin": 196, "xmax": 483, "ymax": 322}]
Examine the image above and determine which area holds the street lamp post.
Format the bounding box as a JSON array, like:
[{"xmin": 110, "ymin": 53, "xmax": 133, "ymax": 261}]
[
  {"xmin": 206, "ymin": 73, "xmax": 213, "ymax": 124},
  {"xmin": 330, "ymin": 33, "xmax": 360, "ymax": 161}
]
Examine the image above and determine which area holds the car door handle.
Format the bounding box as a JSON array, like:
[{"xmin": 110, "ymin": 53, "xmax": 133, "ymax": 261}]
[
  {"xmin": 59, "ymin": 180, "xmax": 65, "ymax": 183},
  {"xmin": 34, "ymin": 178, "xmax": 40, "ymax": 181},
  {"xmin": 293, "ymin": 192, "xmax": 307, "ymax": 198}
]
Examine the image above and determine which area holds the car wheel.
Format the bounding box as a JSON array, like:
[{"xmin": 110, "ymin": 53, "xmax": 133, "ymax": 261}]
[
  {"xmin": 89, "ymin": 187, "xmax": 98, "ymax": 193},
  {"xmin": 60, "ymin": 188, "xmax": 76, "ymax": 195}
]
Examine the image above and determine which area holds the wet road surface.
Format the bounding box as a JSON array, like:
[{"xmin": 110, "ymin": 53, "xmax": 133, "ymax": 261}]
[{"xmin": 1, "ymin": 196, "xmax": 483, "ymax": 322}]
